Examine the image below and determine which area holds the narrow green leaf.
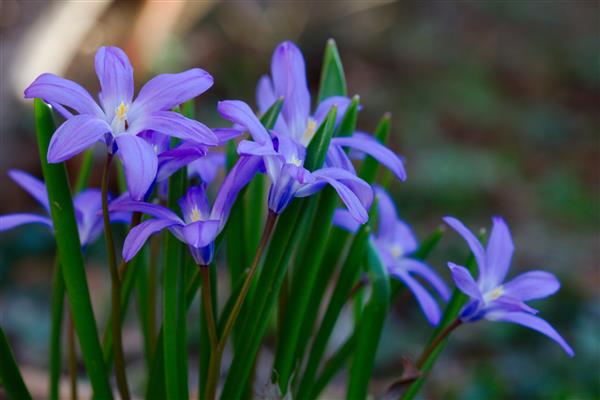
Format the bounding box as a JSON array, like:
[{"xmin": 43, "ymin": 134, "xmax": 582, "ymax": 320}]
[
  {"xmin": 135, "ymin": 247, "xmax": 153, "ymax": 370},
  {"xmin": 297, "ymin": 209, "xmax": 373, "ymax": 398},
  {"xmin": 163, "ymin": 154, "xmax": 187, "ymax": 400},
  {"xmin": 34, "ymin": 99, "xmax": 112, "ymax": 399},
  {"xmin": 318, "ymin": 38, "xmax": 347, "ymax": 102},
  {"xmin": 358, "ymin": 113, "xmax": 391, "ymax": 183},
  {"xmin": 221, "ymin": 107, "xmax": 338, "ymax": 399},
  {"xmin": 311, "ymin": 332, "xmax": 356, "ymax": 399},
  {"xmin": 0, "ymin": 326, "xmax": 32, "ymax": 400},
  {"xmin": 73, "ymin": 148, "xmax": 94, "ymax": 193},
  {"xmin": 198, "ymin": 262, "xmax": 217, "ymax": 400},
  {"xmin": 347, "ymin": 241, "xmax": 391, "ymax": 399}
]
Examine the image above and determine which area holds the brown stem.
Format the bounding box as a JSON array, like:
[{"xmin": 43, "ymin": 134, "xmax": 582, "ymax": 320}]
[
  {"xmin": 101, "ymin": 152, "xmax": 130, "ymax": 400},
  {"xmin": 204, "ymin": 210, "xmax": 278, "ymax": 400},
  {"xmin": 200, "ymin": 265, "xmax": 219, "ymax": 400},
  {"xmin": 416, "ymin": 318, "xmax": 462, "ymax": 369}
]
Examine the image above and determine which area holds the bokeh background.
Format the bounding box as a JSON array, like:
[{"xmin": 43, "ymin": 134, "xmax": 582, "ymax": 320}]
[{"xmin": 1, "ymin": 0, "xmax": 598, "ymax": 398}]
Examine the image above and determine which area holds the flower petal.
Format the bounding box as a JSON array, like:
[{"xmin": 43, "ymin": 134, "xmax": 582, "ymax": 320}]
[
  {"xmin": 485, "ymin": 216, "xmax": 514, "ymax": 288},
  {"xmin": 132, "ymin": 68, "xmax": 213, "ymax": 114},
  {"xmin": 401, "ymin": 258, "xmax": 450, "ymax": 301},
  {"xmin": 109, "ymin": 200, "xmax": 182, "ymax": 223},
  {"xmin": 130, "ymin": 111, "xmax": 218, "ymax": 145},
  {"xmin": 488, "ymin": 312, "xmax": 574, "ymax": 356},
  {"xmin": 448, "ymin": 262, "xmax": 482, "ymax": 300},
  {"xmin": 373, "ymin": 187, "xmax": 398, "ymax": 242},
  {"xmin": 313, "ymin": 96, "xmax": 351, "ymax": 127},
  {"xmin": 157, "ymin": 143, "xmax": 207, "ymax": 182},
  {"xmin": 218, "ymin": 100, "xmax": 272, "ymax": 145},
  {"xmin": 332, "ymin": 208, "xmax": 360, "ymax": 233},
  {"xmin": 73, "ymin": 189, "xmax": 103, "ymax": 244},
  {"xmin": 24, "ymin": 73, "xmax": 103, "ymax": 117},
  {"xmin": 8, "ymin": 170, "xmax": 49, "ymax": 212},
  {"xmin": 95, "ymin": 46, "xmax": 134, "ymax": 116},
  {"xmin": 211, "ymin": 155, "xmax": 262, "ymax": 229},
  {"xmin": 444, "ymin": 216, "xmax": 487, "ymax": 278},
  {"xmin": 325, "ymin": 145, "xmax": 356, "ymax": 173},
  {"xmin": 182, "ymin": 220, "xmax": 220, "ymax": 248},
  {"xmin": 47, "ymin": 115, "xmax": 111, "ymax": 163},
  {"xmin": 123, "ymin": 218, "xmax": 180, "ymax": 261},
  {"xmin": 0, "ymin": 213, "xmax": 53, "ymax": 231},
  {"xmin": 391, "ymin": 269, "xmax": 442, "ymax": 325},
  {"xmin": 503, "ymin": 270, "xmax": 560, "ymax": 301},
  {"xmin": 188, "ymin": 152, "xmax": 226, "ymax": 184},
  {"xmin": 332, "ymin": 135, "xmax": 407, "ymax": 181},
  {"xmin": 271, "ymin": 41, "xmax": 311, "ymax": 141},
  {"xmin": 115, "ymin": 135, "xmax": 158, "ymax": 201}
]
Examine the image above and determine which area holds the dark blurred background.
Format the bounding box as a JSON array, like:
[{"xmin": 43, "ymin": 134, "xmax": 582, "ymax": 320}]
[{"xmin": 0, "ymin": 0, "xmax": 598, "ymax": 398}]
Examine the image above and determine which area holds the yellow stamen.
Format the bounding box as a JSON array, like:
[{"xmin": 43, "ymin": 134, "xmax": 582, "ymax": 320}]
[
  {"xmin": 289, "ymin": 154, "xmax": 302, "ymax": 167},
  {"xmin": 390, "ymin": 244, "xmax": 403, "ymax": 259},
  {"xmin": 115, "ymin": 101, "xmax": 129, "ymax": 121},
  {"xmin": 190, "ymin": 207, "xmax": 202, "ymax": 222}
]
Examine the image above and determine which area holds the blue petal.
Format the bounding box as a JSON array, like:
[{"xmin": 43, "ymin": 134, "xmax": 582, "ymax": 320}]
[
  {"xmin": 115, "ymin": 135, "xmax": 158, "ymax": 201},
  {"xmin": 270, "ymin": 41, "xmax": 311, "ymax": 141},
  {"xmin": 123, "ymin": 218, "xmax": 181, "ymax": 261},
  {"xmin": 218, "ymin": 100, "xmax": 273, "ymax": 145},
  {"xmin": 448, "ymin": 262, "xmax": 482, "ymax": 300},
  {"xmin": 131, "ymin": 68, "xmax": 213, "ymax": 114},
  {"xmin": 94, "ymin": 46, "xmax": 134, "ymax": 117},
  {"xmin": 332, "ymin": 135, "xmax": 407, "ymax": 181},
  {"xmin": 444, "ymin": 217, "xmax": 487, "ymax": 279},
  {"xmin": 256, "ymin": 75, "xmax": 276, "ymax": 114},
  {"xmin": 488, "ymin": 312, "xmax": 574, "ymax": 356},
  {"xmin": 391, "ymin": 269, "xmax": 442, "ymax": 325},
  {"xmin": 401, "ymin": 258, "xmax": 450, "ymax": 301},
  {"xmin": 0, "ymin": 213, "xmax": 53, "ymax": 231},
  {"xmin": 332, "ymin": 208, "xmax": 360, "ymax": 233},
  {"xmin": 182, "ymin": 220, "xmax": 220, "ymax": 248},
  {"xmin": 8, "ymin": 170, "xmax": 50, "ymax": 213},
  {"xmin": 47, "ymin": 115, "xmax": 111, "ymax": 163},
  {"xmin": 503, "ymin": 270, "xmax": 560, "ymax": 301},
  {"xmin": 130, "ymin": 111, "xmax": 218, "ymax": 145},
  {"xmin": 484, "ymin": 216, "xmax": 514, "ymax": 289},
  {"xmin": 24, "ymin": 73, "xmax": 103, "ymax": 117},
  {"xmin": 109, "ymin": 200, "xmax": 182, "ymax": 223}
]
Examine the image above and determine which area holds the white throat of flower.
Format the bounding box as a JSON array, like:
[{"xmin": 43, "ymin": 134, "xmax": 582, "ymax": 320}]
[
  {"xmin": 390, "ymin": 244, "xmax": 404, "ymax": 259},
  {"xmin": 111, "ymin": 101, "xmax": 130, "ymax": 133},
  {"xmin": 483, "ymin": 285, "xmax": 505, "ymax": 303},
  {"xmin": 289, "ymin": 153, "xmax": 303, "ymax": 167}
]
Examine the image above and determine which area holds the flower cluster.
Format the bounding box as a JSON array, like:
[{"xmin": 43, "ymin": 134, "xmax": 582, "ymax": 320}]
[{"xmin": 1, "ymin": 39, "xmax": 573, "ymax": 400}]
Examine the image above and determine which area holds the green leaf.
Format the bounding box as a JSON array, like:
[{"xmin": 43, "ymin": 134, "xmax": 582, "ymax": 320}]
[
  {"xmin": 311, "ymin": 332, "xmax": 356, "ymax": 399},
  {"xmin": 0, "ymin": 325, "xmax": 32, "ymax": 400},
  {"xmin": 163, "ymin": 151, "xmax": 188, "ymax": 400},
  {"xmin": 318, "ymin": 38, "xmax": 347, "ymax": 102},
  {"xmin": 358, "ymin": 113, "xmax": 391, "ymax": 183},
  {"xmin": 221, "ymin": 107, "xmax": 338, "ymax": 399},
  {"xmin": 347, "ymin": 241, "xmax": 391, "ymax": 399},
  {"xmin": 73, "ymin": 148, "xmax": 94, "ymax": 193},
  {"xmin": 274, "ymin": 99, "xmax": 359, "ymax": 392},
  {"xmin": 297, "ymin": 208, "xmax": 373, "ymax": 398},
  {"xmin": 34, "ymin": 99, "xmax": 112, "ymax": 399}
]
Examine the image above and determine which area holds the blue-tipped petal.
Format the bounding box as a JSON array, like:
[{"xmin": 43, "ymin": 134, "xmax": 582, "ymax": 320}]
[
  {"xmin": 444, "ymin": 217, "xmax": 487, "ymax": 278},
  {"xmin": 0, "ymin": 213, "xmax": 53, "ymax": 231},
  {"xmin": 484, "ymin": 216, "xmax": 514, "ymax": 289},
  {"xmin": 8, "ymin": 170, "xmax": 50, "ymax": 212},
  {"xmin": 503, "ymin": 270, "xmax": 561, "ymax": 301},
  {"xmin": 94, "ymin": 46, "xmax": 134, "ymax": 116},
  {"xmin": 131, "ymin": 111, "xmax": 218, "ymax": 145},
  {"xmin": 218, "ymin": 100, "xmax": 273, "ymax": 145},
  {"xmin": 123, "ymin": 218, "xmax": 181, "ymax": 261},
  {"xmin": 448, "ymin": 262, "xmax": 482, "ymax": 300}
]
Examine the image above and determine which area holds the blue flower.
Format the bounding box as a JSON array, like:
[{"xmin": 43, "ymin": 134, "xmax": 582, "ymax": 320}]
[
  {"xmin": 24, "ymin": 46, "xmax": 218, "ymax": 200},
  {"xmin": 334, "ymin": 187, "xmax": 449, "ymax": 325},
  {"xmin": 218, "ymin": 41, "xmax": 406, "ymax": 223},
  {"xmin": 444, "ymin": 216, "xmax": 574, "ymax": 356},
  {"xmin": 0, "ymin": 170, "xmax": 129, "ymax": 246}
]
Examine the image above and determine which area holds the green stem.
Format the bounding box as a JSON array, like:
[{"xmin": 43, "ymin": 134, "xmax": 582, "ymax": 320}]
[
  {"xmin": 148, "ymin": 234, "xmax": 161, "ymax": 357},
  {"xmin": 101, "ymin": 152, "xmax": 130, "ymax": 400},
  {"xmin": 67, "ymin": 311, "xmax": 78, "ymax": 400}
]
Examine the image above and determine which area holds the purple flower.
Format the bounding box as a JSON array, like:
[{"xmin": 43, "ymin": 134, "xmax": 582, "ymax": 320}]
[
  {"xmin": 334, "ymin": 187, "xmax": 449, "ymax": 325},
  {"xmin": 218, "ymin": 41, "xmax": 405, "ymax": 222},
  {"xmin": 111, "ymin": 156, "xmax": 261, "ymax": 265},
  {"xmin": 444, "ymin": 216, "xmax": 574, "ymax": 356},
  {"xmin": 0, "ymin": 170, "xmax": 129, "ymax": 246},
  {"xmin": 24, "ymin": 46, "xmax": 217, "ymax": 200}
]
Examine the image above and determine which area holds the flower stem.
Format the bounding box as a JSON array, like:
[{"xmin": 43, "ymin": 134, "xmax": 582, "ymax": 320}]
[
  {"xmin": 200, "ymin": 265, "xmax": 219, "ymax": 400},
  {"xmin": 101, "ymin": 152, "xmax": 130, "ymax": 400},
  {"xmin": 416, "ymin": 318, "xmax": 461, "ymax": 369},
  {"xmin": 67, "ymin": 310, "xmax": 78, "ymax": 400},
  {"xmin": 205, "ymin": 210, "xmax": 278, "ymax": 400}
]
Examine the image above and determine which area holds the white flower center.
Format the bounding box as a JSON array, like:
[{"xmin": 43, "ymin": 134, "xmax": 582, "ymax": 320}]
[
  {"xmin": 390, "ymin": 244, "xmax": 403, "ymax": 259},
  {"xmin": 289, "ymin": 154, "xmax": 303, "ymax": 167},
  {"xmin": 190, "ymin": 206, "xmax": 203, "ymax": 222},
  {"xmin": 111, "ymin": 101, "xmax": 130, "ymax": 134},
  {"xmin": 483, "ymin": 285, "xmax": 504, "ymax": 303}
]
